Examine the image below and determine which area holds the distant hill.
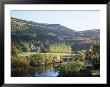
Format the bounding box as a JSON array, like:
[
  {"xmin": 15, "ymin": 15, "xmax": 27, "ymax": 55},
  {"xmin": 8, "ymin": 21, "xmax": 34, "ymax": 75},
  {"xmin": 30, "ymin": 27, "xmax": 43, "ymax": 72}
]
[
  {"xmin": 78, "ymin": 29, "xmax": 100, "ymax": 38},
  {"xmin": 11, "ymin": 17, "xmax": 76, "ymax": 36},
  {"xmin": 11, "ymin": 17, "xmax": 100, "ymax": 51}
]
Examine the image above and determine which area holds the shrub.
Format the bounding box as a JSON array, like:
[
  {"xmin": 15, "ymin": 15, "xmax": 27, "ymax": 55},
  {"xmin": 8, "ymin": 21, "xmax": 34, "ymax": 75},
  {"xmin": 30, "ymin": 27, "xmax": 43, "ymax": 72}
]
[
  {"xmin": 29, "ymin": 53, "xmax": 45, "ymax": 66},
  {"xmin": 29, "ymin": 53, "xmax": 62, "ymax": 66}
]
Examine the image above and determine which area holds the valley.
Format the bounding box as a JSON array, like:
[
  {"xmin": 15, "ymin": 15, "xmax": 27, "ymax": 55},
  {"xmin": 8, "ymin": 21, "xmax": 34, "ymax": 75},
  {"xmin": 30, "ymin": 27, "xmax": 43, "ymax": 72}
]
[{"xmin": 11, "ymin": 17, "xmax": 100, "ymax": 77}]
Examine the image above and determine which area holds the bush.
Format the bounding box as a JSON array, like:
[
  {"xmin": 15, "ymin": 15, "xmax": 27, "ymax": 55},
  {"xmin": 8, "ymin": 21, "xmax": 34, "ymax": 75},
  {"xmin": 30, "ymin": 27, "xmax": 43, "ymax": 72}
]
[
  {"xmin": 29, "ymin": 53, "xmax": 62, "ymax": 66},
  {"xmin": 29, "ymin": 53, "xmax": 45, "ymax": 66},
  {"xmin": 58, "ymin": 61, "xmax": 84, "ymax": 76}
]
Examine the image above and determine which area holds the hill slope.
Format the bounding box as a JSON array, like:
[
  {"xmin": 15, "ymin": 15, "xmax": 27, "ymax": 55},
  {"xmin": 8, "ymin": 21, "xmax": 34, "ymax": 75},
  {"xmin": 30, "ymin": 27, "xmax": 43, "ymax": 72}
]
[{"xmin": 11, "ymin": 17, "xmax": 100, "ymax": 51}]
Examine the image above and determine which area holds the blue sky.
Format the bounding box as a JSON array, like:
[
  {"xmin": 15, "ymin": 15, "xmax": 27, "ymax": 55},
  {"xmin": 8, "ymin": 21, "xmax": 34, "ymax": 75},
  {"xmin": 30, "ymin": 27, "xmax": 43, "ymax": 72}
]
[{"xmin": 11, "ymin": 10, "xmax": 100, "ymax": 31}]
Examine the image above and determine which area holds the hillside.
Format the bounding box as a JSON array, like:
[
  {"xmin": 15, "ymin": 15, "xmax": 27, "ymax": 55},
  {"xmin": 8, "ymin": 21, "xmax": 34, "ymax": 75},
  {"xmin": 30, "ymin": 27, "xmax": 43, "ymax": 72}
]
[{"xmin": 11, "ymin": 17, "xmax": 100, "ymax": 51}]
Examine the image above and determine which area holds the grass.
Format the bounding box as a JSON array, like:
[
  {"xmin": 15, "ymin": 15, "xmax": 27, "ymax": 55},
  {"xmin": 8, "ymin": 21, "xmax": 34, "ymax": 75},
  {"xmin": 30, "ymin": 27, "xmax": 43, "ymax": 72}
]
[{"xmin": 18, "ymin": 52, "xmax": 76, "ymax": 57}]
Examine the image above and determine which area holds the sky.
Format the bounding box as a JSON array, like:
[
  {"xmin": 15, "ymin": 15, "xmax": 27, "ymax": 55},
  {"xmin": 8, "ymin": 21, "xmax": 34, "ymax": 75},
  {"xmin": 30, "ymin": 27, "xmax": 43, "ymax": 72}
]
[{"xmin": 11, "ymin": 11, "xmax": 100, "ymax": 31}]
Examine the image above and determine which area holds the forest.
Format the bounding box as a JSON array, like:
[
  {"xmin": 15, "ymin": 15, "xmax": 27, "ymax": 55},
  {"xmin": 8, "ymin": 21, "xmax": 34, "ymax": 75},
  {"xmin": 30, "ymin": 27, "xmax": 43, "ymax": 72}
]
[{"xmin": 11, "ymin": 17, "xmax": 100, "ymax": 77}]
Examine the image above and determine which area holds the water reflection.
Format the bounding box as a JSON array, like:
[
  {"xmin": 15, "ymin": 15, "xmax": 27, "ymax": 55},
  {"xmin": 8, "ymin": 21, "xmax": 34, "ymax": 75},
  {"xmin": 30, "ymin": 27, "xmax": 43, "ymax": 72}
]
[
  {"xmin": 35, "ymin": 70, "xmax": 59, "ymax": 77},
  {"xmin": 32, "ymin": 63, "xmax": 60, "ymax": 77}
]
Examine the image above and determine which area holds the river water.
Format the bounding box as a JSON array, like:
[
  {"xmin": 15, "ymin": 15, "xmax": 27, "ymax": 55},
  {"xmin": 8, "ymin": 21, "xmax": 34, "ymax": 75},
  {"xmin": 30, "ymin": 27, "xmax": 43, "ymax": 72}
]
[{"xmin": 29, "ymin": 63, "xmax": 60, "ymax": 77}]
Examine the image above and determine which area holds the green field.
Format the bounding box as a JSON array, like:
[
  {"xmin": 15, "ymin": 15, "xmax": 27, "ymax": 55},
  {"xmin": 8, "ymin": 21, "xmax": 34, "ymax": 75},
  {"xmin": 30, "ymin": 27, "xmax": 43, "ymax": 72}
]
[{"xmin": 18, "ymin": 52, "xmax": 76, "ymax": 57}]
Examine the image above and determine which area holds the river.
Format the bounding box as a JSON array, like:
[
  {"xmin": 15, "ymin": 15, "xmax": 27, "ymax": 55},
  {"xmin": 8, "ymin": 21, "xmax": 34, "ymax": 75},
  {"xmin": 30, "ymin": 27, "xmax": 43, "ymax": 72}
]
[{"xmin": 28, "ymin": 63, "xmax": 60, "ymax": 77}]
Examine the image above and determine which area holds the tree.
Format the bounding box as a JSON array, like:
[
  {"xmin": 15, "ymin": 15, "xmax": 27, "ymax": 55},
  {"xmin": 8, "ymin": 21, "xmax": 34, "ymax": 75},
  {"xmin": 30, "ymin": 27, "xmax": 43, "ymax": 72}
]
[
  {"xmin": 85, "ymin": 44, "xmax": 100, "ymax": 66},
  {"xmin": 76, "ymin": 51, "xmax": 85, "ymax": 61},
  {"xmin": 49, "ymin": 44, "xmax": 72, "ymax": 53},
  {"xmin": 45, "ymin": 40, "xmax": 49, "ymax": 46},
  {"xmin": 20, "ymin": 43, "xmax": 30, "ymax": 52},
  {"xmin": 11, "ymin": 43, "xmax": 20, "ymax": 57}
]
